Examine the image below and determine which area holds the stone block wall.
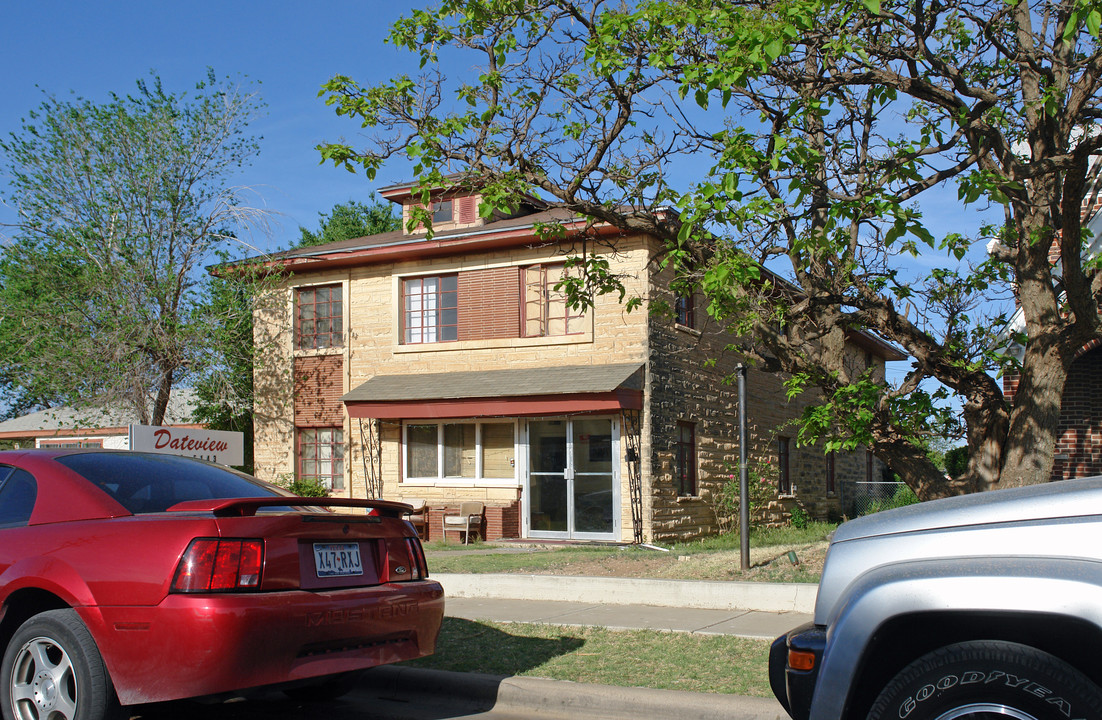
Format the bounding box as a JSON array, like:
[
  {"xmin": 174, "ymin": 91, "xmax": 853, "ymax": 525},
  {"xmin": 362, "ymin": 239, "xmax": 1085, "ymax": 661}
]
[{"xmin": 642, "ymin": 270, "xmax": 886, "ymax": 542}]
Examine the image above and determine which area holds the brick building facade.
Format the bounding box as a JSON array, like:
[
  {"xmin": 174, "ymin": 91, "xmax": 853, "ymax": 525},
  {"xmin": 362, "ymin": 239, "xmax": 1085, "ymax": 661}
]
[{"xmin": 247, "ymin": 181, "xmax": 902, "ymax": 543}]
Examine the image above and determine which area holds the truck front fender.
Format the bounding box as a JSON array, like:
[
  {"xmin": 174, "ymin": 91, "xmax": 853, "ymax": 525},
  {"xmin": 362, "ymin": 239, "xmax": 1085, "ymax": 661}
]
[{"xmin": 808, "ymin": 556, "xmax": 1102, "ymax": 720}]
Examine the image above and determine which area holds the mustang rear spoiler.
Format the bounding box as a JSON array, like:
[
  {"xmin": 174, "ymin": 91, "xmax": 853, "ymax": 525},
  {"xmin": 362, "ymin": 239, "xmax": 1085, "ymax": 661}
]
[{"xmin": 166, "ymin": 497, "xmax": 413, "ymax": 518}]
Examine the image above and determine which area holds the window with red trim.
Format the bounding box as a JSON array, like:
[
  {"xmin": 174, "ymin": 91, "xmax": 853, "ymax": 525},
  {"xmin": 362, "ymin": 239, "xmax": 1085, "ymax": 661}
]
[
  {"xmin": 522, "ymin": 264, "xmax": 584, "ymax": 337},
  {"xmin": 402, "ymin": 275, "xmax": 458, "ymax": 344},
  {"xmin": 675, "ymin": 293, "xmax": 696, "ymax": 328},
  {"xmin": 295, "ymin": 285, "xmax": 343, "ymax": 350},
  {"xmin": 675, "ymin": 422, "xmax": 697, "ymax": 496},
  {"xmin": 778, "ymin": 436, "xmax": 792, "ymax": 495},
  {"xmin": 297, "ymin": 428, "xmax": 345, "ymax": 490}
]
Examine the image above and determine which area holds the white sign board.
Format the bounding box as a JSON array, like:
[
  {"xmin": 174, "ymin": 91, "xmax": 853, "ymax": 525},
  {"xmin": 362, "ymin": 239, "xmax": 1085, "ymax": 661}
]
[{"xmin": 129, "ymin": 425, "xmax": 244, "ymax": 467}]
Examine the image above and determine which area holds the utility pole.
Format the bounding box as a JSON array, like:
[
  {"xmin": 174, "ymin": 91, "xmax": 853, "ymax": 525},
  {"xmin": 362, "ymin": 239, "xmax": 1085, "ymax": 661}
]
[{"xmin": 737, "ymin": 363, "xmax": 750, "ymax": 571}]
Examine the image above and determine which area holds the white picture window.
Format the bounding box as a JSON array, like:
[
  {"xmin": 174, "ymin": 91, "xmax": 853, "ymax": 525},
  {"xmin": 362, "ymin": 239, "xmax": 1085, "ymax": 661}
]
[{"xmin": 404, "ymin": 421, "xmax": 516, "ymax": 481}]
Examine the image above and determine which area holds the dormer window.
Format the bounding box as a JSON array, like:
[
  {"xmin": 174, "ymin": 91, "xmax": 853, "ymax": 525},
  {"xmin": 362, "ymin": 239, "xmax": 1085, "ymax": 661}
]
[{"xmin": 432, "ymin": 200, "xmax": 454, "ymax": 223}]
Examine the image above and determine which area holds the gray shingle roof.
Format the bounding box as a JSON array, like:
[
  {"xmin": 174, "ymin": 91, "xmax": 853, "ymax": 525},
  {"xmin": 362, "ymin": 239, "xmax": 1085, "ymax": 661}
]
[
  {"xmin": 342, "ymin": 363, "xmax": 644, "ymax": 403},
  {"xmin": 0, "ymin": 389, "xmax": 200, "ymax": 434}
]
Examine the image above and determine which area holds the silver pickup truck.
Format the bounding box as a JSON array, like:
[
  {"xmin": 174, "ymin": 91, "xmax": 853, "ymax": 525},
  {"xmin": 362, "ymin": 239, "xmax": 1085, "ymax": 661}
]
[{"xmin": 769, "ymin": 477, "xmax": 1102, "ymax": 720}]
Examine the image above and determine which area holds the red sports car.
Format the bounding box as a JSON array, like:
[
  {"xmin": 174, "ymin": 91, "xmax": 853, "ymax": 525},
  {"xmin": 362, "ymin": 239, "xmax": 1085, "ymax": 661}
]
[{"xmin": 0, "ymin": 450, "xmax": 443, "ymax": 720}]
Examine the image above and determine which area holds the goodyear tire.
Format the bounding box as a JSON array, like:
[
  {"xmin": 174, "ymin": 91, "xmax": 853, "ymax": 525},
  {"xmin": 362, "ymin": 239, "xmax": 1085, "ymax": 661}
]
[
  {"xmin": 867, "ymin": 640, "xmax": 1102, "ymax": 720},
  {"xmin": 1, "ymin": 610, "xmax": 122, "ymax": 720}
]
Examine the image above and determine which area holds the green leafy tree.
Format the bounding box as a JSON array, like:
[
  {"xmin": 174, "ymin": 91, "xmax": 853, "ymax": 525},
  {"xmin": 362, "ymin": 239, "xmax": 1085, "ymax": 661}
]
[
  {"xmin": 0, "ymin": 70, "xmax": 267, "ymax": 425},
  {"xmin": 190, "ymin": 257, "xmax": 273, "ymax": 473},
  {"xmin": 192, "ymin": 199, "xmax": 399, "ymax": 466},
  {"xmin": 298, "ymin": 198, "xmax": 400, "ymax": 246},
  {"xmin": 318, "ymin": 0, "xmax": 1102, "ymax": 499}
]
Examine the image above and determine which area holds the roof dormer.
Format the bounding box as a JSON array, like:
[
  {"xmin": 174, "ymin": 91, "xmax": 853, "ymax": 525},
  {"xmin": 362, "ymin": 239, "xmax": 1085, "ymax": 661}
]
[
  {"xmin": 378, "ymin": 176, "xmax": 546, "ymax": 235},
  {"xmin": 378, "ymin": 179, "xmax": 485, "ymax": 235}
]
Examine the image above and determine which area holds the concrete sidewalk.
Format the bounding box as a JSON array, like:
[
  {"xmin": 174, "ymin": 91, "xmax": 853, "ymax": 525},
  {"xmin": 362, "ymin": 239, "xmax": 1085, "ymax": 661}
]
[
  {"xmin": 433, "ymin": 573, "xmax": 816, "ymax": 638},
  {"xmin": 444, "ymin": 596, "xmax": 809, "ymax": 639}
]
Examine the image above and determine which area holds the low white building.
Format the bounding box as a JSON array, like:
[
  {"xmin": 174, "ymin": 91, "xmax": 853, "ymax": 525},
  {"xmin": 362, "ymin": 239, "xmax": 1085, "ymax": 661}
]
[{"xmin": 0, "ymin": 390, "xmax": 202, "ymax": 450}]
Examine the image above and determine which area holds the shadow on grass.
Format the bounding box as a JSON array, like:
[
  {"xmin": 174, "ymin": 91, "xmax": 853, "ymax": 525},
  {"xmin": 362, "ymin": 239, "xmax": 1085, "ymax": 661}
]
[{"xmin": 401, "ymin": 616, "xmax": 586, "ymax": 675}]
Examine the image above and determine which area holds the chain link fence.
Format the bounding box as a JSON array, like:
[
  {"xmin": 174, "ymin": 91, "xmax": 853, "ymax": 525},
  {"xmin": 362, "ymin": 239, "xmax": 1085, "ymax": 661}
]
[{"xmin": 840, "ymin": 480, "xmax": 910, "ymax": 518}]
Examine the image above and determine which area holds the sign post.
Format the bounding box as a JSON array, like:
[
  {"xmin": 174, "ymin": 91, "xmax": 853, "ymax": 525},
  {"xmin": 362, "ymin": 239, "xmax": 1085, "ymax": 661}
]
[{"xmin": 129, "ymin": 425, "xmax": 245, "ymax": 467}]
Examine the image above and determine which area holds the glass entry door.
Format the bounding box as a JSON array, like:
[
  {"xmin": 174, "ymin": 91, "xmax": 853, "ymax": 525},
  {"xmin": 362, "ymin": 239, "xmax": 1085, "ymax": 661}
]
[{"xmin": 527, "ymin": 418, "xmax": 617, "ymax": 539}]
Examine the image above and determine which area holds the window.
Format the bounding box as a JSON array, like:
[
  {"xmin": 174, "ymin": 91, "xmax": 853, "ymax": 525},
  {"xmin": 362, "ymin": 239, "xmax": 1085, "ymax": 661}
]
[
  {"xmin": 404, "ymin": 421, "xmax": 515, "ymax": 480},
  {"xmin": 57, "ymin": 453, "xmax": 284, "ymax": 514},
  {"xmin": 298, "ymin": 428, "xmax": 345, "ymax": 490},
  {"xmin": 432, "ymin": 200, "xmax": 453, "ymax": 223},
  {"xmin": 402, "ymin": 275, "xmax": 458, "ymax": 344},
  {"xmin": 675, "ymin": 293, "xmax": 696, "ymax": 329},
  {"xmin": 296, "ymin": 285, "xmax": 343, "ymax": 350},
  {"xmin": 675, "ymin": 422, "xmax": 697, "ymax": 496},
  {"xmin": 826, "ymin": 452, "xmax": 836, "ymax": 494},
  {"xmin": 523, "ymin": 264, "xmax": 585, "ymax": 337},
  {"xmin": 778, "ymin": 436, "xmax": 792, "ymax": 495},
  {"xmin": 0, "ymin": 468, "xmax": 35, "ymax": 528}
]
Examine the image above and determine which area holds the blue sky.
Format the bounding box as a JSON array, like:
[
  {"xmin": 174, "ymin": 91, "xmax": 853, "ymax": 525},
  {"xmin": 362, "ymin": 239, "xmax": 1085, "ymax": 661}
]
[
  {"xmin": 0, "ymin": 0, "xmax": 1009, "ymax": 401},
  {"xmin": 0, "ymin": 0, "xmax": 425, "ymax": 253}
]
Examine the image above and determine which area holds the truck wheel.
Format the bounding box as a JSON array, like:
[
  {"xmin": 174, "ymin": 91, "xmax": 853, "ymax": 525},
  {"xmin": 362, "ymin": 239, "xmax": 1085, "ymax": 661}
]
[
  {"xmin": 1, "ymin": 610, "xmax": 122, "ymax": 720},
  {"xmin": 867, "ymin": 640, "xmax": 1102, "ymax": 720}
]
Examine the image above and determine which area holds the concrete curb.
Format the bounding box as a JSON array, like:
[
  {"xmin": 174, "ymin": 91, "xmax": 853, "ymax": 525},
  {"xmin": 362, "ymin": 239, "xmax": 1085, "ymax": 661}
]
[
  {"xmin": 434, "ymin": 573, "xmax": 818, "ymax": 614},
  {"xmin": 363, "ymin": 665, "xmax": 789, "ymax": 720}
]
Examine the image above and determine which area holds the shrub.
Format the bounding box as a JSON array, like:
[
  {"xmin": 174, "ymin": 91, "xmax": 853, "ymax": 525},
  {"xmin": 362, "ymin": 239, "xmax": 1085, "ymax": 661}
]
[
  {"xmin": 789, "ymin": 505, "xmax": 811, "ymax": 529},
  {"xmin": 944, "ymin": 445, "xmax": 968, "ymax": 478},
  {"xmin": 710, "ymin": 459, "xmax": 778, "ymax": 534},
  {"xmin": 274, "ymin": 473, "xmax": 330, "ymax": 498}
]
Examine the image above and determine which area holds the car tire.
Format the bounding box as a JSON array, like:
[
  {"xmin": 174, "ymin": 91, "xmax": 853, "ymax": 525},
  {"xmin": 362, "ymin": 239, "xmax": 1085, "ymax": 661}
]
[
  {"xmin": 866, "ymin": 640, "xmax": 1102, "ymax": 720},
  {"xmin": 1, "ymin": 609, "xmax": 122, "ymax": 720}
]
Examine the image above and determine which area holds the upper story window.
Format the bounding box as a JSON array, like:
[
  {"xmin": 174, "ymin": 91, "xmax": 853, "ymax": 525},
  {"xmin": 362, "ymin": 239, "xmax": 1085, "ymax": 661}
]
[
  {"xmin": 432, "ymin": 200, "xmax": 454, "ymax": 223},
  {"xmin": 296, "ymin": 284, "xmax": 343, "ymax": 351},
  {"xmin": 523, "ymin": 264, "xmax": 585, "ymax": 337},
  {"xmin": 402, "ymin": 275, "xmax": 458, "ymax": 344},
  {"xmin": 675, "ymin": 293, "xmax": 696, "ymax": 329}
]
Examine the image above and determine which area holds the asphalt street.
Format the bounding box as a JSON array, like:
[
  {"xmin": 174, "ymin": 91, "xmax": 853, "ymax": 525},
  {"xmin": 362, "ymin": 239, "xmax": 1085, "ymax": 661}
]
[{"xmin": 127, "ymin": 667, "xmax": 790, "ymax": 720}]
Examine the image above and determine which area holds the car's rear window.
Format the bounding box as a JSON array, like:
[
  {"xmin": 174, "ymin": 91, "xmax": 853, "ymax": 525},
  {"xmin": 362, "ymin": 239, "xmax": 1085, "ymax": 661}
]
[{"xmin": 55, "ymin": 452, "xmax": 286, "ymax": 514}]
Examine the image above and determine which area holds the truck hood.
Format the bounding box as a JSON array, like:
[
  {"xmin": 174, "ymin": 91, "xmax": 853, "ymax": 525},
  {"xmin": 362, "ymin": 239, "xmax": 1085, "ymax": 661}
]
[
  {"xmin": 834, "ymin": 475, "xmax": 1102, "ymax": 543},
  {"xmin": 814, "ymin": 475, "xmax": 1102, "ymax": 626}
]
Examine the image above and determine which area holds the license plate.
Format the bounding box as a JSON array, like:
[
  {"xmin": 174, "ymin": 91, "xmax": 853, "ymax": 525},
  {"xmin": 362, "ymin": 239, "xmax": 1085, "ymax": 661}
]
[{"xmin": 313, "ymin": 543, "xmax": 363, "ymax": 578}]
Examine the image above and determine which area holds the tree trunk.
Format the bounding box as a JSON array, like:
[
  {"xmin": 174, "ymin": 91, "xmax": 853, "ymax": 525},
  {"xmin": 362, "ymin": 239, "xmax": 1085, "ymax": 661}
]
[
  {"xmin": 874, "ymin": 434, "xmax": 957, "ymax": 500},
  {"xmin": 998, "ymin": 342, "xmax": 1068, "ymax": 487},
  {"xmin": 151, "ymin": 370, "xmax": 175, "ymax": 427}
]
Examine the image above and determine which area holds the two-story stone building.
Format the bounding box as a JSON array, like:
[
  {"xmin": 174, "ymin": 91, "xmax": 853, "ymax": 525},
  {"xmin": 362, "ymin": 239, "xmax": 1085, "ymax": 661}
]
[{"xmin": 247, "ymin": 181, "xmax": 903, "ymax": 543}]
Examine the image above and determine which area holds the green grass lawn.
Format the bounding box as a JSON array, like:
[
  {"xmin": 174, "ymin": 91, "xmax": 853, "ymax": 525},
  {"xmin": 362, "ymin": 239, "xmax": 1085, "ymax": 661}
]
[
  {"xmin": 403, "ymin": 617, "xmax": 774, "ymax": 697},
  {"xmin": 423, "ymin": 522, "xmax": 835, "ymax": 583}
]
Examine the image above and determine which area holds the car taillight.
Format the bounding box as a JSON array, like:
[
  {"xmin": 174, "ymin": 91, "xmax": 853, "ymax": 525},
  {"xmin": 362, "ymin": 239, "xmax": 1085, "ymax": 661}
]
[
  {"xmin": 172, "ymin": 539, "xmax": 264, "ymax": 593},
  {"xmin": 406, "ymin": 537, "xmax": 429, "ymax": 580}
]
